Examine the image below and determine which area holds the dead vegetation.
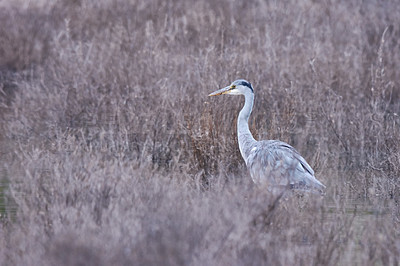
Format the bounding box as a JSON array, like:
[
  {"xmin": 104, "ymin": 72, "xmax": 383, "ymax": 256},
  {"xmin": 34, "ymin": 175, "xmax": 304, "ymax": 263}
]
[{"xmin": 0, "ymin": 0, "xmax": 399, "ymax": 265}]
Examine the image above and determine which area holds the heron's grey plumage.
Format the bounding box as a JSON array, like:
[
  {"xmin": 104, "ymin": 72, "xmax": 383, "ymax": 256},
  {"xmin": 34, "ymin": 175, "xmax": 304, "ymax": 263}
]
[{"xmin": 209, "ymin": 79, "xmax": 326, "ymax": 193}]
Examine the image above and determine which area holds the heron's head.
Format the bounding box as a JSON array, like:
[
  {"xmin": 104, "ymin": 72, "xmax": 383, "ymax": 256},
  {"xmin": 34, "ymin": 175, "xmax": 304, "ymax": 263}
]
[{"xmin": 208, "ymin": 79, "xmax": 253, "ymax": 97}]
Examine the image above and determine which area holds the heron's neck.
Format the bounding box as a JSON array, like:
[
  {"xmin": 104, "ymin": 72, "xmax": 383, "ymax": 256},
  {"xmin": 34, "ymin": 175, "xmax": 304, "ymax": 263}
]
[{"xmin": 237, "ymin": 91, "xmax": 256, "ymax": 163}]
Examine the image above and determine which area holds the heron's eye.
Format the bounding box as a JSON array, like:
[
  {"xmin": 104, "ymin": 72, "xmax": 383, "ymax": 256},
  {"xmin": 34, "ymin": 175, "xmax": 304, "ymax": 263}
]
[{"xmin": 230, "ymin": 85, "xmax": 236, "ymax": 89}]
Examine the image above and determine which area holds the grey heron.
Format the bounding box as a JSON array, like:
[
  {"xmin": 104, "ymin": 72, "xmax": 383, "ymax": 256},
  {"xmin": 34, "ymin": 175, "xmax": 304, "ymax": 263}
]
[{"xmin": 209, "ymin": 79, "xmax": 326, "ymax": 193}]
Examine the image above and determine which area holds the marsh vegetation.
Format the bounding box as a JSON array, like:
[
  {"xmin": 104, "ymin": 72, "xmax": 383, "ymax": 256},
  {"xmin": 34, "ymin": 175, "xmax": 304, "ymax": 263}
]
[{"xmin": 0, "ymin": 0, "xmax": 399, "ymax": 265}]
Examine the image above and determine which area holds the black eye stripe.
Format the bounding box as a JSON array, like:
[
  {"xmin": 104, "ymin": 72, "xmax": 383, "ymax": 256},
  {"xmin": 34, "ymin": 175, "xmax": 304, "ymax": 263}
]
[{"xmin": 238, "ymin": 81, "xmax": 253, "ymax": 92}]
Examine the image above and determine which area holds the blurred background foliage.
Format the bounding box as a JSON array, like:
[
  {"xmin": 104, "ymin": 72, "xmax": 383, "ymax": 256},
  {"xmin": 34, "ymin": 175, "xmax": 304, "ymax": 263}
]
[{"xmin": 0, "ymin": 0, "xmax": 399, "ymax": 265}]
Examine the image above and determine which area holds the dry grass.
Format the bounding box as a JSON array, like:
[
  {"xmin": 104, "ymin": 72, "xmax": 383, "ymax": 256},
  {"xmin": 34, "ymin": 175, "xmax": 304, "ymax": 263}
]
[{"xmin": 0, "ymin": 0, "xmax": 399, "ymax": 265}]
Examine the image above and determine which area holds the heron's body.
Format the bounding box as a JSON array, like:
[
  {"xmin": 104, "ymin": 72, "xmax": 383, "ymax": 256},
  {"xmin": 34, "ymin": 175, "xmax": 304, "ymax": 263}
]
[{"xmin": 209, "ymin": 79, "xmax": 325, "ymax": 192}]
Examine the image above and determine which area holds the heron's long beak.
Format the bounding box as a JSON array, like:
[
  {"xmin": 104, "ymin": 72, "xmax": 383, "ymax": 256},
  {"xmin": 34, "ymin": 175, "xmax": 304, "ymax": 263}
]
[{"xmin": 208, "ymin": 86, "xmax": 231, "ymax": 96}]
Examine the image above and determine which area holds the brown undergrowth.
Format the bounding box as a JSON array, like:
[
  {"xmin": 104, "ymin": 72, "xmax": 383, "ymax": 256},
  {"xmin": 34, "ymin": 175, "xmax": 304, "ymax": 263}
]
[{"xmin": 0, "ymin": 0, "xmax": 399, "ymax": 265}]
